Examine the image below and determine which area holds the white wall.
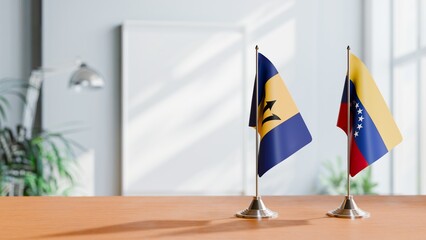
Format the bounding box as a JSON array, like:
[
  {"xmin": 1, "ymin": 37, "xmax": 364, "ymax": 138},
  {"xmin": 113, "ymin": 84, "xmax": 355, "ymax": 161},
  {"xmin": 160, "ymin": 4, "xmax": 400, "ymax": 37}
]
[
  {"xmin": 365, "ymin": 0, "xmax": 426, "ymax": 195},
  {"xmin": 42, "ymin": 0, "xmax": 363, "ymax": 195},
  {"xmin": 315, "ymin": 0, "xmax": 364, "ymax": 192},
  {"xmin": 364, "ymin": 0, "xmax": 393, "ymax": 194},
  {"xmin": 0, "ymin": 0, "xmax": 32, "ymax": 127}
]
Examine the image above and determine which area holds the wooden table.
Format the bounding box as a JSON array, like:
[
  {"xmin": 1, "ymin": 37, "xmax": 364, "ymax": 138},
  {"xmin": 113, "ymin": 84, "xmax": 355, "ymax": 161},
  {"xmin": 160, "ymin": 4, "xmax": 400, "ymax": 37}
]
[{"xmin": 0, "ymin": 196, "xmax": 425, "ymax": 239}]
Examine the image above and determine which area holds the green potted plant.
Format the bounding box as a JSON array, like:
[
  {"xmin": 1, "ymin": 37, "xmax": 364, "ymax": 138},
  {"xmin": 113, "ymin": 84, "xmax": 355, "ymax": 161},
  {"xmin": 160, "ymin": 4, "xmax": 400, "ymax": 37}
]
[
  {"xmin": 0, "ymin": 79, "xmax": 81, "ymax": 196},
  {"xmin": 319, "ymin": 156, "xmax": 378, "ymax": 195}
]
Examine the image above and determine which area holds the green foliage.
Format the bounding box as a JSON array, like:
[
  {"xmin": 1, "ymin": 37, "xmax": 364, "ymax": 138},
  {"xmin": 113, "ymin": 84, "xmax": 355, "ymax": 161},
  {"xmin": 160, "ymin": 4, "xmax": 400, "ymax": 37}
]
[
  {"xmin": 0, "ymin": 125, "xmax": 82, "ymax": 196},
  {"xmin": 0, "ymin": 79, "xmax": 30, "ymax": 126},
  {"xmin": 0, "ymin": 78, "xmax": 81, "ymax": 196},
  {"xmin": 319, "ymin": 156, "xmax": 378, "ymax": 195}
]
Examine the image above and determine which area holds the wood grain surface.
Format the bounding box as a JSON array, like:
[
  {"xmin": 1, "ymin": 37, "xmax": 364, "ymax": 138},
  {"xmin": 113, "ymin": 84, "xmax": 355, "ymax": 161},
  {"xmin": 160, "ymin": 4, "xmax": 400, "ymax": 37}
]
[{"xmin": 0, "ymin": 196, "xmax": 425, "ymax": 239}]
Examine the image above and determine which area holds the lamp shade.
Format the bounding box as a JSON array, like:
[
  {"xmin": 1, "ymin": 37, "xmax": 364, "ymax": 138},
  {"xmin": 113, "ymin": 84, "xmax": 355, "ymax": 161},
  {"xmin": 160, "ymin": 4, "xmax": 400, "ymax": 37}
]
[{"xmin": 69, "ymin": 63, "xmax": 104, "ymax": 90}]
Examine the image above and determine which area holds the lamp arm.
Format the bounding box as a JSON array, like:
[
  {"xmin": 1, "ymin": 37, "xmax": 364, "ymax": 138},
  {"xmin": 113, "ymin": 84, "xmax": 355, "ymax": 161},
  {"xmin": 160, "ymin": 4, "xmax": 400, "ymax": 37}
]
[
  {"xmin": 35, "ymin": 59, "xmax": 82, "ymax": 77},
  {"xmin": 21, "ymin": 59, "xmax": 103, "ymax": 137},
  {"xmin": 21, "ymin": 72, "xmax": 43, "ymax": 137},
  {"xmin": 21, "ymin": 59, "xmax": 82, "ymax": 137}
]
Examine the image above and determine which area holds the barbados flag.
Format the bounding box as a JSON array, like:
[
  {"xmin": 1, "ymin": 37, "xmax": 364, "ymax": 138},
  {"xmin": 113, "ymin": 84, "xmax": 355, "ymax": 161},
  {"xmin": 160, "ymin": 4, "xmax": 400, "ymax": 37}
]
[
  {"xmin": 337, "ymin": 52, "xmax": 402, "ymax": 176},
  {"xmin": 249, "ymin": 53, "xmax": 312, "ymax": 177}
]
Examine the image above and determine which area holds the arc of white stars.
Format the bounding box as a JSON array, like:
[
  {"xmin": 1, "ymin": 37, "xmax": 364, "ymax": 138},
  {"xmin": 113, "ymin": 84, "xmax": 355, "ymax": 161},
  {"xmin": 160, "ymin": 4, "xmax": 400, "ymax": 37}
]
[{"xmin": 353, "ymin": 101, "xmax": 364, "ymax": 138}]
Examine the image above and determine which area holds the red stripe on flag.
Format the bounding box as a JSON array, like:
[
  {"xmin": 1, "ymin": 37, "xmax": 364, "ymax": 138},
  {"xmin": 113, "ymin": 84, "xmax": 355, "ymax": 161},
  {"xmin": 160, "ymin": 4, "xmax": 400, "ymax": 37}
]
[
  {"xmin": 337, "ymin": 103, "xmax": 348, "ymax": 133},
  {"xmin": 350, "ymin": 137, "xmax": 369, "ymax": 176}
]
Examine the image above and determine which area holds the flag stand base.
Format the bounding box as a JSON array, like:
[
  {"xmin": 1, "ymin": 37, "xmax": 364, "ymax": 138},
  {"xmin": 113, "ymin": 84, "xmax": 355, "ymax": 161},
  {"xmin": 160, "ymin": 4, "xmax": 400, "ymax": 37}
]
[
  {"xmin": 327, "ymin": 195, "xmax": 370, "ymax": 219},
  {"xmin": 236, "ymin": 196, "xmax": 278, "ymax": 219}
]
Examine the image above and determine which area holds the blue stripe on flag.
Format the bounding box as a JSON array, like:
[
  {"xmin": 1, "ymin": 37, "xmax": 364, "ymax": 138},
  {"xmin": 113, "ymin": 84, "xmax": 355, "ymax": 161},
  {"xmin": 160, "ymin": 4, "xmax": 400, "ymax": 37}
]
[
  {"xmin": 249, "ymin": 53, "xmax": 279, "ymax": 127},
  {"xmin": 352, "ymin": 91, "xmax": 388, "ymax": 164},
  {"xmin": 258, "ymin": 113, "xmax": 312, "ymax": 176},
  {"xmin": 257, "ymin": 53, "xmax": 279, "ymax": 105}
]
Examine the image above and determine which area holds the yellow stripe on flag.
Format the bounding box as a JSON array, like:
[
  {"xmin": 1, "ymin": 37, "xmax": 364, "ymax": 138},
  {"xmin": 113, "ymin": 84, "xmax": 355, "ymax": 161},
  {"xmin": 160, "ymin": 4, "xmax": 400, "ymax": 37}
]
[
  {"xmin": 258, "ymin": 74, "xmax": 299, "ymax": 139},
  {"xmin": 349, "ymin": 53, "xmax": 402, "ymax": 150}
]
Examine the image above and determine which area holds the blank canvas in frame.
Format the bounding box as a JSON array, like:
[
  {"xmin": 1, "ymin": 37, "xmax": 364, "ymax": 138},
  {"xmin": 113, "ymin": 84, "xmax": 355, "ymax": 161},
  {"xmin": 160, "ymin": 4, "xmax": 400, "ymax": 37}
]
[{"xmin": 121, "ymin": 22, "xmax": 246, "ymax": 195}]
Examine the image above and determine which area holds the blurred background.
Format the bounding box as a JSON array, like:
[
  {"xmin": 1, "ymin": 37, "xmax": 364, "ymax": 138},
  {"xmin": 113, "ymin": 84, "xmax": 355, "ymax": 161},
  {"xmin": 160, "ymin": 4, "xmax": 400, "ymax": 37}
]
[{"xmin": 0, "ymin": 0, "xmax": 424, "ymax": 196}]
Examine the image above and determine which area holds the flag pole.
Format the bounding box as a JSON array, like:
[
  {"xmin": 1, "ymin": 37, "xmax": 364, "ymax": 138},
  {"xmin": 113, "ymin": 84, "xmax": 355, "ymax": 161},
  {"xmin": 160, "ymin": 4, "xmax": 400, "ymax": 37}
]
[
  {"xmin": 326, "ymin": 46, "xmax": 369, "ymax": 219},
  {"xmin": 346, "ymin": 45, "xmax": 351, "ymax": 198},
  {"xmin": 236, "ymin": 45, "xmax": 277, "ymax": 219},
  {"xmin": 255, "ymin": 45, "xmax": 259, "ymax": 198}
]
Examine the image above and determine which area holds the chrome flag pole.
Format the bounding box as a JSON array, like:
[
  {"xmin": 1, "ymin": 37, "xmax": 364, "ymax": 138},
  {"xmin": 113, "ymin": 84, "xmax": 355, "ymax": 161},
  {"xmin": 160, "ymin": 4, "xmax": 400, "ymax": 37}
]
[
  {"xmin": 236, "ymin": 45, "xmax": 277, "ymax": 219},
  {"xmin": 327, "ymin": 46, "xmax": 369, "ymax": 219}
]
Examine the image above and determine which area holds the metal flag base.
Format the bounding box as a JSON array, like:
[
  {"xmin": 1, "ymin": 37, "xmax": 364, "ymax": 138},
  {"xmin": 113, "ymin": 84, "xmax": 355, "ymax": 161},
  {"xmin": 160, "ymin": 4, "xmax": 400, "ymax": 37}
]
[
  {"xmin": 236, "ymin": 196, "xmax": 278, "ymax": 219},
  {"xmin": 327, "ymin": 195, "xmax": 370, "ymax": 219}
]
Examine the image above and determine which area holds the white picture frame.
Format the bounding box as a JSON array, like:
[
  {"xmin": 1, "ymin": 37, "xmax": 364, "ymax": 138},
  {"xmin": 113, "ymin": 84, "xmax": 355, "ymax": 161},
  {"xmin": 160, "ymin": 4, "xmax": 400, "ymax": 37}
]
[{"xmin": 121, "ymin": 21, "xmax": 248, "ymax": 195}]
